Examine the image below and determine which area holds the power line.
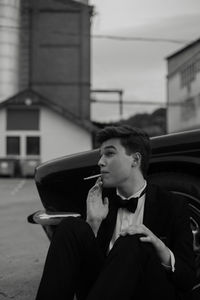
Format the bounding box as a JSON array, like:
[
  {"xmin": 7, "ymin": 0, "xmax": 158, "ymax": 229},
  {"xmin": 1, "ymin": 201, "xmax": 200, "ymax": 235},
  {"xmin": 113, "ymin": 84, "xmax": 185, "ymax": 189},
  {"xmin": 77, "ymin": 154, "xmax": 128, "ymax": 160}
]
[
  {"xmin": 92, "ymin": 34, "xmax": 188, "ymax": 45},
  {"xmin": 0, "ymin": 24, "xmax": 189, "ymax": 45}
]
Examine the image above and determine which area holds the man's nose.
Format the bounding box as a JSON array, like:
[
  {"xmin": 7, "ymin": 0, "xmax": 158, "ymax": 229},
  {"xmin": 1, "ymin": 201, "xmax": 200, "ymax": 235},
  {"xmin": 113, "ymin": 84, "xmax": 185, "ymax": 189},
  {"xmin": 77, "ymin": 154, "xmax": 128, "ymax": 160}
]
[{"xmin": 98, "ymin": 156, "xmax": 105, "ymax": 167}]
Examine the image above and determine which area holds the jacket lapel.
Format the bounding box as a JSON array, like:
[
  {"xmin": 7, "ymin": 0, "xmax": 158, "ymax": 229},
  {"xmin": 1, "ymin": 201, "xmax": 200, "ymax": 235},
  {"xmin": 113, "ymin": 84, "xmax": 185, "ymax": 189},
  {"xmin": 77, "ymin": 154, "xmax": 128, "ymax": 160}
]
[
  {"xmin": 96, "ymin": 191, "xmax": 118, "ymax": 255},
  {"xmin": 143, "ymin": 184, "xmax": 159, "ymax": 233}
]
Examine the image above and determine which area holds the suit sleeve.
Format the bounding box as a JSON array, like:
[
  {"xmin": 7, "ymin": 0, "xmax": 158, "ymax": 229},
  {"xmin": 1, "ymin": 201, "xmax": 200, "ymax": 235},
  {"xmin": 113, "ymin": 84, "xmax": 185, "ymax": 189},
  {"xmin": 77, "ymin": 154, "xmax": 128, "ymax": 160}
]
[{"xmin": 170, "ymin": 195, "xmax": 196, "ymax": 291}]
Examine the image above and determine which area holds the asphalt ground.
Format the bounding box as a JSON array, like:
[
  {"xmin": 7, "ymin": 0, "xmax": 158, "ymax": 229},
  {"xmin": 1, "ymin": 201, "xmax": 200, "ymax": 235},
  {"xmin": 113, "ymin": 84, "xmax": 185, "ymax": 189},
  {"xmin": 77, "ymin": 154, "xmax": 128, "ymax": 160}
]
[{"xmin": 0, "ymin": 178, "xmax": 49, "ymax": 300}]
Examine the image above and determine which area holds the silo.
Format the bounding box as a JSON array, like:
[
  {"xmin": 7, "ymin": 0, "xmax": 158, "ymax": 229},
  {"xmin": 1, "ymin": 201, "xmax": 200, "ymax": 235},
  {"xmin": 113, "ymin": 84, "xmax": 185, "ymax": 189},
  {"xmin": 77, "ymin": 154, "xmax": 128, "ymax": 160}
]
[{"xmin": 0, "ymin": 0, "xmax": 21, "ymax": 101}]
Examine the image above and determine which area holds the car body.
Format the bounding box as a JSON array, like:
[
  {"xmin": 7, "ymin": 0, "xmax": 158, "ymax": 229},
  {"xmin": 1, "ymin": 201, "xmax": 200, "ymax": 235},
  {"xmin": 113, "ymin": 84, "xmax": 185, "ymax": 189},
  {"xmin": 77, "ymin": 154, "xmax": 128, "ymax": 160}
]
[{"xmin": 28, "ymin": 128, "xmax": 200, "ymax": 298}]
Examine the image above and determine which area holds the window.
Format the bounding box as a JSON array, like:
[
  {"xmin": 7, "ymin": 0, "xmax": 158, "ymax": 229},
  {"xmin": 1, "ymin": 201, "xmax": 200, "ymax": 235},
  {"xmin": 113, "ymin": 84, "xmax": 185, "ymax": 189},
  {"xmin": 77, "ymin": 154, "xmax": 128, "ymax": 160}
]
[
  {"xmin": 7, "ymin": 108, "xmax": 39, "ymax": 130},
  {"xmin": 26, "ymin": 137, "xmax": 40, "ymax": 155},
  {"xmin": 6, "ymin": 136, "xmax": 20, "ymax": 155}
]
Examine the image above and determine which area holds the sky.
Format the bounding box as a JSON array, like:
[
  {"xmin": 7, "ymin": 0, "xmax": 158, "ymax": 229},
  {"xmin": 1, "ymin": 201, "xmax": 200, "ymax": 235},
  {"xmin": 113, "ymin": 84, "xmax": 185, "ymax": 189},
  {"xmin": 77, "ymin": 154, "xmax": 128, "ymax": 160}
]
[{"xmin": 89, "ymin": 0, "xmax": 200, "ymax": 122}]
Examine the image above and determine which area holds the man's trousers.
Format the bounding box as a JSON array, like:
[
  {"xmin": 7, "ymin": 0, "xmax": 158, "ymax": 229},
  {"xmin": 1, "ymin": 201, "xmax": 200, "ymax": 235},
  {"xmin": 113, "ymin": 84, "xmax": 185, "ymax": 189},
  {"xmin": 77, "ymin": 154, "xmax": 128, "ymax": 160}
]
[{"xmin": 35, "ymin": 217, "xmax": 176, "ymax": 300}]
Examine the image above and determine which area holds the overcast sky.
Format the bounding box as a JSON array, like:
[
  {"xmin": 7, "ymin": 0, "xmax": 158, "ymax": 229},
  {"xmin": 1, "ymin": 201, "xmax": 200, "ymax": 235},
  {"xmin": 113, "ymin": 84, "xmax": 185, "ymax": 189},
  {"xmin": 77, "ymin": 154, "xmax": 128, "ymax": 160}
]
[{"xmin": 89, "ymin": 0, "xmax": 200, "ymax": 122}]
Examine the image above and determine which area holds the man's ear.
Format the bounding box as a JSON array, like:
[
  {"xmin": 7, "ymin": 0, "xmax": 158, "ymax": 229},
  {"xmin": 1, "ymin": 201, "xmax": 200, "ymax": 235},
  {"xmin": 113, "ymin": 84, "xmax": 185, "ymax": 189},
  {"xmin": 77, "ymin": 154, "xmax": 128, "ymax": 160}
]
[{"xmin": 131, "ymin": 152, "xmax": 141, "ymax": 166}]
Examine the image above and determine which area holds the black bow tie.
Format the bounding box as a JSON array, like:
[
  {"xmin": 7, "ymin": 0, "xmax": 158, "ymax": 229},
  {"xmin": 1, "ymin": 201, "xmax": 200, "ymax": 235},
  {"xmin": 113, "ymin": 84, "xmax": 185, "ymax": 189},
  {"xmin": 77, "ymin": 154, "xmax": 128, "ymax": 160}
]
[{"xmin": 115, "ymin": 188, "xmax": 146, "ymax": 213}]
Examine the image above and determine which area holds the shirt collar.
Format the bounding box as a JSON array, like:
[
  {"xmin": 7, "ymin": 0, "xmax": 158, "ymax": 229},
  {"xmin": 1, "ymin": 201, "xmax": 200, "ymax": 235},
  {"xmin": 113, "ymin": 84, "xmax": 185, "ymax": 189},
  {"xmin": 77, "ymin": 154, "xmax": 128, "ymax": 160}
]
[{"xmin": 116, "ymin": 180, "xmax": 147, "ymax": 200}]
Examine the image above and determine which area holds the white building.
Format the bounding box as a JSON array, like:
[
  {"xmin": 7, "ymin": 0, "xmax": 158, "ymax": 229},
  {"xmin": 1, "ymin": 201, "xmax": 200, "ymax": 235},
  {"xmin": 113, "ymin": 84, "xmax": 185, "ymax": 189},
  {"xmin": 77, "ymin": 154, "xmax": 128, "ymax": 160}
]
[
  {"xmin": 0, "ymin": 90, "xmax": 95, "ymax": 176},
  {"xmin": 166, "ymin": 38, "xmax": 200, "ymax": 133}
]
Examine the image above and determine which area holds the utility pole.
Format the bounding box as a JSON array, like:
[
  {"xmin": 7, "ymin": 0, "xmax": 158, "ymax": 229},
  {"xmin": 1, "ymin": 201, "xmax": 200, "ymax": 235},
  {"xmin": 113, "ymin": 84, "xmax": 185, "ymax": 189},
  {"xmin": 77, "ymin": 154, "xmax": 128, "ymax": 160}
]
[{"xmin": 91, "ymin": 89, "xmax": 124, "ymax": 118}]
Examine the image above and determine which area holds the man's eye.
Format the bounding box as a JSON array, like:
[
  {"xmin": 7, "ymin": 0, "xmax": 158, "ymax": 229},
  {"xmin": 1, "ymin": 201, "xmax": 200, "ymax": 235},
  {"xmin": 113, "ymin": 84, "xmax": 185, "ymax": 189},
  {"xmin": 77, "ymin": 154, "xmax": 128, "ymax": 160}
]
[{"xmin": 105, "ymin": 151, "xmax": 115, "ymax": 156}]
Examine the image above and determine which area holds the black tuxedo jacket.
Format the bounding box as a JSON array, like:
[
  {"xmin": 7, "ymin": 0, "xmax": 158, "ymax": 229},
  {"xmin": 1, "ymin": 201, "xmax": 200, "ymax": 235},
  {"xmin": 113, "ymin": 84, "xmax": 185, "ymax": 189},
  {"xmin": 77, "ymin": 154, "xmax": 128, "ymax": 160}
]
[{"xmin": 96, "ymin": 183, "xmax": 196, "ymax": 296}]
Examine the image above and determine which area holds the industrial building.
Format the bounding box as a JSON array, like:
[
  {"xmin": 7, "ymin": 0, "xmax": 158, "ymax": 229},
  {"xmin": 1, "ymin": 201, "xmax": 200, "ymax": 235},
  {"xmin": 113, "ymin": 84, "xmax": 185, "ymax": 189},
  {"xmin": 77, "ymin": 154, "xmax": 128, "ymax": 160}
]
[
  {"xmin": 166, "ymin": 38, "xmax": 200, "ymax": 133},
  {"xmin": 0, "ymin": 0, "xmax": 94, "ymax": 176}
]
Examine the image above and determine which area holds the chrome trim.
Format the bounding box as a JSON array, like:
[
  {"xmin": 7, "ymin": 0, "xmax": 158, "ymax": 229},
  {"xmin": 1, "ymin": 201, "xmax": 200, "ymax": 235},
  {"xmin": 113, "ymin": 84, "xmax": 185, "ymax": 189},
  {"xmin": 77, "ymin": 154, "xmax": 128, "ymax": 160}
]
[
  {"xmin": 190, "ymin": 217, "xmax": 200, "ymax": 253},
  {"xmin": 32, "ymin": 210, "xmax": 81, "ymax": 225}
]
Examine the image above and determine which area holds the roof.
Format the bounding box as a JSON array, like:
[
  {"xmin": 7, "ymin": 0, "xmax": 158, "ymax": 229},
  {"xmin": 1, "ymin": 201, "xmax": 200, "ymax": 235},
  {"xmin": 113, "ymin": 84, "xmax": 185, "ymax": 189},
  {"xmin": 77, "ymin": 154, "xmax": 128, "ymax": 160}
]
[
  {"xmin": 0, "ymin": 89, "xmax": 97, "ymax": 133},
  {"xmin": 55, "ymin": 0, "xmax": 93, "ymax": 11},
  {"xmin": 166, "ymin": 38, "xmax": 200, "ymax": 60}
]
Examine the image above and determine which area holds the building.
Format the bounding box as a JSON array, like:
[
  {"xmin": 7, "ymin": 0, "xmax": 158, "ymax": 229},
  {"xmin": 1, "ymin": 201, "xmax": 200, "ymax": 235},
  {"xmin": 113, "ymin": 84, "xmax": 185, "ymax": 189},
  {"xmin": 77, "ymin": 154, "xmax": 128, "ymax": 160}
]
[
  {"xmin": 166, "ymin": 38, "xmax": 200, "ymax": 133},
  {"xmin": 0, "ymin": 0, "xmax": 21, "ymax": 101},
  {"xmin": 26, "ymin": 0, "xmax": 92, "ymax": 120},
  {"xmin": 0, "ymin": 0, "xmax": 94, "ymax": 176},
  {"xmin": 0, "ymin": 0, "xmax": 92, "ymax": 120},
  {"xmin": 0, "ymin": 90, "xmax": 95, "ymax": 176}
]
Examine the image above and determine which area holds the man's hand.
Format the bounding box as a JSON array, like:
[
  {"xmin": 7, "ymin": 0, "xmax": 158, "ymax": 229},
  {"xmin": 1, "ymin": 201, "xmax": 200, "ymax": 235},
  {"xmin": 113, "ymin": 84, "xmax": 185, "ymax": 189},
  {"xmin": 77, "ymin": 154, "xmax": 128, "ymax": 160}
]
[
  {"xmin": 86, "ymin": 178, "xmax": 109, "ymax": 236},
  {"xmin": 120, "ymin": 224, "xmax": 171, "ymax": 266}
]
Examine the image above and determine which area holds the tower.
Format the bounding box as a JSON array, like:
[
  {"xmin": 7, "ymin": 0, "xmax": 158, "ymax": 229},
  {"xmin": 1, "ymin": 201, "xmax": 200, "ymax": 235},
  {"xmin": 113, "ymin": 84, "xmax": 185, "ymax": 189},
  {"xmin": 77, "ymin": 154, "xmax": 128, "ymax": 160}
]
[
  {"xmin": 0, "ymin": 0, "xmax": 21, "ymax": 101},
  {"xmin": 0, "ymin": 0, "xmax": 92, "ymax": 120}
]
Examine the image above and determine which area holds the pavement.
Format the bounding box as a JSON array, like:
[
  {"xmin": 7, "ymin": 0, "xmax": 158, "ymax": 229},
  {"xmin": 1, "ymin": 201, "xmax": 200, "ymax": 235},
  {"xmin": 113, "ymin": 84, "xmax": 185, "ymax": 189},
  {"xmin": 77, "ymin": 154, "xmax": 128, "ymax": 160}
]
[{"xmin": 0, "ymin": 178, "xmax": 49, "ymax": 300}]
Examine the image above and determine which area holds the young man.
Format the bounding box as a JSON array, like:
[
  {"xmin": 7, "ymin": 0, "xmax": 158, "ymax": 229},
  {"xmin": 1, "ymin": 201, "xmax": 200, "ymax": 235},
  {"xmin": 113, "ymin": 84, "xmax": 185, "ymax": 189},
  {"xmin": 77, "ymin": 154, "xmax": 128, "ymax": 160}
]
[{"xmin": 36, "ymin": 125, "xmax": 196, "ymax": 300}]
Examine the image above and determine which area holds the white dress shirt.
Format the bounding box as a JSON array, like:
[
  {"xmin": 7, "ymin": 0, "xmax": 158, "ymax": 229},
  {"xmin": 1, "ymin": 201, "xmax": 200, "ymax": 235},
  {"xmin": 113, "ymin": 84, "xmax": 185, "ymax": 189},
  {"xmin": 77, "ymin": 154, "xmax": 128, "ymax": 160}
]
[{"xmin": 108, "ymin": 181, "xmax": 175, "ymax": 272}]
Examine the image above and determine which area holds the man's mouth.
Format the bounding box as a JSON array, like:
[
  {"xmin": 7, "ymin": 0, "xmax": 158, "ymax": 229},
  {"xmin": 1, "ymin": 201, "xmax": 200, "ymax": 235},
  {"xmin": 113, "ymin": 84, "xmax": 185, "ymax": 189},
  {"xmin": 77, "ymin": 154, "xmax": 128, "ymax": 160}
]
[{"xmin": 101, "ymin": 171, "xmax": 109, "ymax": 176}]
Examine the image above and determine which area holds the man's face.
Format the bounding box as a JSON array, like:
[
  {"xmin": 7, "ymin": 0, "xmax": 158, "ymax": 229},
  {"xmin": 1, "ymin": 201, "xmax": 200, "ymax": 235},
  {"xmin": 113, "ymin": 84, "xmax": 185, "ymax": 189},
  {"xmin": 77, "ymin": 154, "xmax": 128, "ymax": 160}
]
[{"xmin": 98, "ymin": 138, "xmax": 134, "ymax": 188}]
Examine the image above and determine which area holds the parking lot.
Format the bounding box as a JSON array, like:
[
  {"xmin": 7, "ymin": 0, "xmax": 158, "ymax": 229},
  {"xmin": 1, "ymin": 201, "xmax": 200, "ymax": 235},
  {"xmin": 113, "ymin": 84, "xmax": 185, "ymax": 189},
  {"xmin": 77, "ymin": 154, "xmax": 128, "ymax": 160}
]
[{"xmin": 0, "ymin": 179, "xmax": 49, "ymax": 300}]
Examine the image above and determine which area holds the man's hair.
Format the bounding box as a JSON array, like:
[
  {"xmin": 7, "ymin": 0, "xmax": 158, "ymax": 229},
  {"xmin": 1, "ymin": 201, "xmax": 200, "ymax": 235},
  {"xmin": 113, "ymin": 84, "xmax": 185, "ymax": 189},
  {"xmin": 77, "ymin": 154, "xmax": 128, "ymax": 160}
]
[{"xmin": 96, "ymin": 125, "xmax": 151, "ymax": 178}]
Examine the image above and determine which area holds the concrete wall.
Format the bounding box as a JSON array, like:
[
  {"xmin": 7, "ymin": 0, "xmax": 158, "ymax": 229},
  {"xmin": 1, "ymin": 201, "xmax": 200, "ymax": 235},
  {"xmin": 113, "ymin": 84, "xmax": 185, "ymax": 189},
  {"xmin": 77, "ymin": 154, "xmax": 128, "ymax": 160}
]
[{"xmin": 30, "ymin": 0, "xmax": 92, "ymax": 120}]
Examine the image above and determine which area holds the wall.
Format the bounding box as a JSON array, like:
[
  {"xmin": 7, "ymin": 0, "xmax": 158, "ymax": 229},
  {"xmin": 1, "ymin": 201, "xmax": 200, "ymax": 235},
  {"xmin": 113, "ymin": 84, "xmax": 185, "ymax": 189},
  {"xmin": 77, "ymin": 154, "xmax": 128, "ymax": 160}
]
[
  {"xmin": 30, "ymin": 0, "xmax": 91, "ymax": 120},
  {"xmin": 0, "ymin": 0, "xmax": 21, "ymax": 101},
  {"xmin": 167, "ymin": 43, "xmax": 200, "ymax": 133},
  {"xmin": 40, "ymin": 106, "xmax": 92, "ymax": 162},
  {"xmin": 0, "ymin": 110, "xmax": 6, "ymax": 157}
]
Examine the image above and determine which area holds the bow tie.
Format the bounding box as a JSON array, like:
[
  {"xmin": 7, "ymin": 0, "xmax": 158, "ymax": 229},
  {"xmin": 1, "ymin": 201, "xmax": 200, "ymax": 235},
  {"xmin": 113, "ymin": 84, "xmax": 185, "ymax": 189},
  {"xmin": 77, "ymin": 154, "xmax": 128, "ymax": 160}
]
[{"xmin": 115, "ymin": 188, "xmax": 146, "ymax": 213}]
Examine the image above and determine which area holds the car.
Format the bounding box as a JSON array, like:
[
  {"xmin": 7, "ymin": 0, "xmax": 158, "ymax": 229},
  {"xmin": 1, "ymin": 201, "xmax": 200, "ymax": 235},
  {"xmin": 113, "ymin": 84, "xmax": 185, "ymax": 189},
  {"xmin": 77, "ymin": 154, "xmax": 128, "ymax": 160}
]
[{"xmin": 28, "ymin": 128, "xmax": 200, "ymax": 298}]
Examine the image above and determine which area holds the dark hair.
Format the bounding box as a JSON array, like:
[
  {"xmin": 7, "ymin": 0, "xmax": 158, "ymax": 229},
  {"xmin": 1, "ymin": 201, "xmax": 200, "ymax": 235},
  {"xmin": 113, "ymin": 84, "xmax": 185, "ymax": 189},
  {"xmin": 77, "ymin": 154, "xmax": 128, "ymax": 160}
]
[{"xmin": 96, "ymin": 125, "xmax": 151, "ymax": 178}]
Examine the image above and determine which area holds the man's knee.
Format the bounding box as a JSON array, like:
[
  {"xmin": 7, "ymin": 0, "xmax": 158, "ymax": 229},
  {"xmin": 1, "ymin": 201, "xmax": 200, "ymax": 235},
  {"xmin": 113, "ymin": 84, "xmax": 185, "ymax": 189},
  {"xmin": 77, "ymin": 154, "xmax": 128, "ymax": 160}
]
[
  {"xmin": 112, "ymin": 234, "xmax": 141, "ymax": 256},
  {"xmin": 55, "ymin": 217, "xmax": 93, "ymax": 240},
  {"xmin": 112, "ymin": 234, "xmax": 156, "ymax": 260},
  {"xmin": 115, "ymin": 233, "xmax": 141, "ymax": 247}
]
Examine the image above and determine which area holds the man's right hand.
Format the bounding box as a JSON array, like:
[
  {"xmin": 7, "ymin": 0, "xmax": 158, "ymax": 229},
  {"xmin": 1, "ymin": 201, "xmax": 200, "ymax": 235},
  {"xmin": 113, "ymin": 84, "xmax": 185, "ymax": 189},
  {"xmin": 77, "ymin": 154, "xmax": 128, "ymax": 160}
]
[{"xmin": 86, "ymin": 177, "xmax": 109, "ymax": 236}]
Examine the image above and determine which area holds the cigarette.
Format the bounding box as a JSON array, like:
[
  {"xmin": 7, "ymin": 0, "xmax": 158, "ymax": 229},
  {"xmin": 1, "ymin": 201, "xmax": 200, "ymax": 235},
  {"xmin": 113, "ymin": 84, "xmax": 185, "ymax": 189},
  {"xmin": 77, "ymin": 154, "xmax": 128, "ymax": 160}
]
[{"xmin": 83, "ymin": 174, "xmax": 101, "ymax": 180}]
